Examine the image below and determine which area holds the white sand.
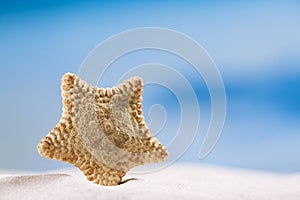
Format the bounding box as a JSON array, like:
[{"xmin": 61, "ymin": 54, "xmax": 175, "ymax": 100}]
[{"xmin": 0, "ymin": 165, "xmax": 299, "ymax": 200}]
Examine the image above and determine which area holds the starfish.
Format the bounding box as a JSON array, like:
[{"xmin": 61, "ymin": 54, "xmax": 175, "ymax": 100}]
[{"xmin": 37, "ymin": 73, "xmax": 169, "ymax": 186}]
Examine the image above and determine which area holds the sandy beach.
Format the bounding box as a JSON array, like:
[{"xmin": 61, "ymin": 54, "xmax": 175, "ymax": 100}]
[{"xmin": 0, "ymin": 164, "xmax": 299, "ymax": 200}]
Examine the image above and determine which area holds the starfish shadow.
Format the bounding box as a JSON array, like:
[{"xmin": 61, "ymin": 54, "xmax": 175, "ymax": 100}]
[{"xmin": 119, "ymin": 178, "xmax": 140, "ymax": 185}]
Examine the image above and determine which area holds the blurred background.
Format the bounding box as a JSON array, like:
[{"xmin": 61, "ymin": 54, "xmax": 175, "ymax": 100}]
[{"xmin": 0, "ymin": 0, "xmax": 299, "ymax": 173}]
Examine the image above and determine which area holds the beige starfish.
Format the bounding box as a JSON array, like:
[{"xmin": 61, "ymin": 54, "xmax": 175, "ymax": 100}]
[{"xmin": 37, "ymin": 73, "xmax": 169, "ymax": 186}]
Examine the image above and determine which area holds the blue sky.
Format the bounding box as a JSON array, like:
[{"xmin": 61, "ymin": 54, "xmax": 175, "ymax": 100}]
[{"xmin": 0, "ymin": 0, "xmax": 299, "ymax": 172}]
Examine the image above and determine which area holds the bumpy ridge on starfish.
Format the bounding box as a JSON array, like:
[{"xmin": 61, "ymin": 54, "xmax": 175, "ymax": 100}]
[{"xmin": 37, "ymin": 72, "xmax": 169, "ymax": 186}]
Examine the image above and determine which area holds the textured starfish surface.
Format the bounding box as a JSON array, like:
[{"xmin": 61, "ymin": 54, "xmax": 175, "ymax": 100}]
[{"xmin": 37, "ymin": 73, "xmax": 169, "ymax": 186}]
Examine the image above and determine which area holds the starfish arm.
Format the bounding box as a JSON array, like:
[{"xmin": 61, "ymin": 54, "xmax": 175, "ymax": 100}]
[
  {"xmin": 37, "ymin": 122, "xmax": 125, "ymax": 186},
  {"xmin": 94, "ymin": 79, "xmax": 169, "ymax": 166}
]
